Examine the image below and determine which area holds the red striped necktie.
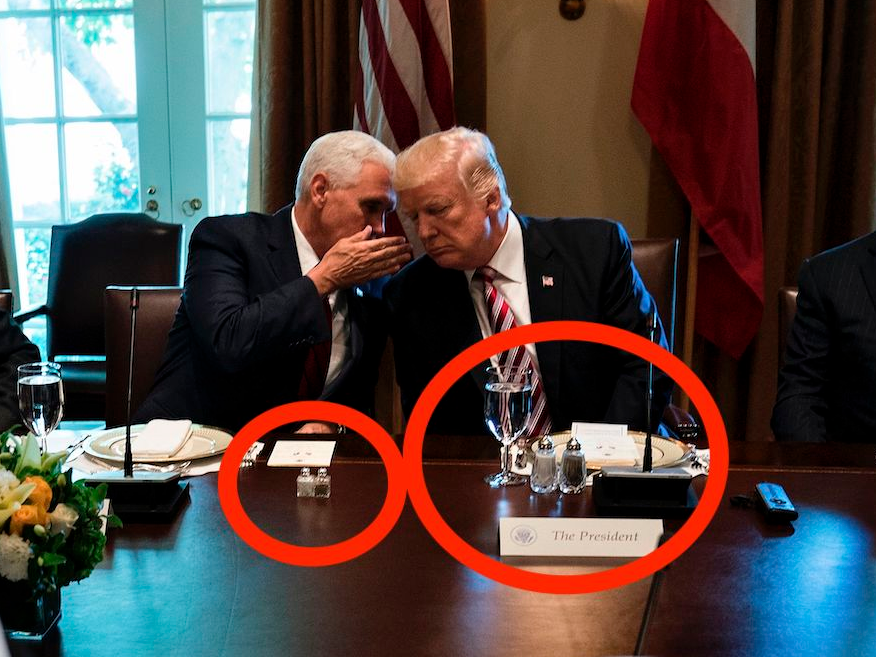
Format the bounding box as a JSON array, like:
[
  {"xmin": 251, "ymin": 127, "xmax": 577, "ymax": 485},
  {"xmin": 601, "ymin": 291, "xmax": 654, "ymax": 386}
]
[
  {"xmin": 298, "ymin": 298, "xmax": 333, "ymax": 400},
  {"xmin": 475, "ymin": 266, "xmax": 552, "ymax": 436}
]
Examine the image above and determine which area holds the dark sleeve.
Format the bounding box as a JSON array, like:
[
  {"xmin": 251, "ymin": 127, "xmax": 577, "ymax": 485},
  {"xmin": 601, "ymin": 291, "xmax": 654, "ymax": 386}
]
[
  {"xmin": 0, "ymin": 311, "xmax": 41, "ymax": 432},
  {"xmin": 182, "ymin": 218, "xmax": 330, "ymax": 373},
  {"xmin": 771, "ymin": 260, "xmax": 829, "ymax": 442},
  {"xmin": 600, "ymin": 223, "xmax": 673, "ymax": 432}
]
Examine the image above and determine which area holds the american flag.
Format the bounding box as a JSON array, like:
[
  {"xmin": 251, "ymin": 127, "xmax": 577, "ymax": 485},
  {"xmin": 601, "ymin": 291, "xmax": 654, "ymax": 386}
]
[{"xmin": 354, "ymin": 0, "xmax": 456, "ymax": 250}]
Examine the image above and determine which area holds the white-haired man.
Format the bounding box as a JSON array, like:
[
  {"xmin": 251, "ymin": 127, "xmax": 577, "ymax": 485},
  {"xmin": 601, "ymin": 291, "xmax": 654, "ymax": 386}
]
[
  {"xmin": 137, "ymin": 131, "xmax": 412, "ymax": 432},
  {"xmin": 385, "ymin": 127, "xmax": 671, "ymax": 452}
]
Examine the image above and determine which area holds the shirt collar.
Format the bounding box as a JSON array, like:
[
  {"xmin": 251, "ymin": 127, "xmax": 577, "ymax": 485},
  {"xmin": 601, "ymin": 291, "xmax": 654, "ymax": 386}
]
[{"xmin": 291, "ymin": 206, "xmax": 319, "ymax": 275}]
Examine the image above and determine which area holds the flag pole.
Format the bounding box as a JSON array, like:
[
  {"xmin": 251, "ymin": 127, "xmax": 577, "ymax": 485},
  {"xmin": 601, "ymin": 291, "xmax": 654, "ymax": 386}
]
[{"xmin": 680, "ymin": 213, "xmax": 699, "ymax": 412}]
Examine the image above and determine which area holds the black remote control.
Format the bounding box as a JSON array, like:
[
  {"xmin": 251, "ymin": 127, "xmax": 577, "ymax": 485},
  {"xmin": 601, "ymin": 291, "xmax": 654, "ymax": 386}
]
[{"xmin": 755, "ymin": 482, "xmax": 798, "ymax": 522}]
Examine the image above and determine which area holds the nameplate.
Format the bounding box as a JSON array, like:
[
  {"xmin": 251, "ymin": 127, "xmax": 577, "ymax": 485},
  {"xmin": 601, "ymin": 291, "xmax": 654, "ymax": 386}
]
[{"xmin": 499, "ymin": 517, "xmax": 664, "ymax": 557}]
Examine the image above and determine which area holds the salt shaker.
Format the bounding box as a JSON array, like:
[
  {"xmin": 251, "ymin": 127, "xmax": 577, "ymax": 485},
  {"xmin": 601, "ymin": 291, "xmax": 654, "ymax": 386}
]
[
  {"xmin": 530, "ymin": 435, "xmax": 558, "ymax": 494},
  {"xmin": 296, "ymin": 467, "xmax": 315, "ymax": 497},
  {"xmin": 314, "ymin": 467, "xmax": 331, "ymax": 498},
  {"xmin": 559, "ymin": 435, "xmax": 586, "ymax": 494}
]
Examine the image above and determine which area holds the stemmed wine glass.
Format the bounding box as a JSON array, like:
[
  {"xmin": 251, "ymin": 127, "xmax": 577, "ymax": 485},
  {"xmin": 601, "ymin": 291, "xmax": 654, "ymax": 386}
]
[
  {"xmin": 483, "ymin": 365, "xmax": 532, "ymax": 487},
  {"xmin": 17, "ymin": 362, "xmax": 64, "ymax": 453}
]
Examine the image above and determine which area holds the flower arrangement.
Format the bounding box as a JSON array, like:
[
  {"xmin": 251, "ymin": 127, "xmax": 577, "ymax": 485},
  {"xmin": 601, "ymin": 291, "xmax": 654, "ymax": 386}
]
[{"xmin": 0, "ymin": 430, "xmax": 119, "ymax": 602}]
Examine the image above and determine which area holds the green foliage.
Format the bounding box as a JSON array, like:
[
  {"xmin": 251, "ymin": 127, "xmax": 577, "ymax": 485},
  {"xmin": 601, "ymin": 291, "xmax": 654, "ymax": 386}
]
[{"xmin": 63, "ymin": 14, "xmax": 115, "ymax": 48}]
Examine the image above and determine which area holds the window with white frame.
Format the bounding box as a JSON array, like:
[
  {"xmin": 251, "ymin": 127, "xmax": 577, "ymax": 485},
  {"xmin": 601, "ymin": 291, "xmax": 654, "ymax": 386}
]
[{"xmin": 0, "ymin": 0, "xmax": 255, "ymax": 327}]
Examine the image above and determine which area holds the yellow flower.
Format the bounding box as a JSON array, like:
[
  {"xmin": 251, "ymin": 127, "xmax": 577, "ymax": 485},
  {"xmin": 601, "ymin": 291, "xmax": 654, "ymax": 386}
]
[
  {"xmin": 23, "ymin": 476, "xmax": 52, "ymax": 512},
  {"xmin": 9, "ymin": 503, "xmax": 46, "ymax": 535}
]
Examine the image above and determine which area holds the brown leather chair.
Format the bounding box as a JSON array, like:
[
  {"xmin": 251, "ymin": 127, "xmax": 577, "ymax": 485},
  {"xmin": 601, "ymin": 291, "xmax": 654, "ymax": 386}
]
[
  {"xmin": 0, "ymin": 290, "xmax": 12, "ymax": 315},
  {"xmin": 104, "ymin": 286, "xmax": 183, "ymax": 428},
  {"xmin": 630, "ymin": 238, "xmax": 699, "ymax": 440},
  {"xmin": 778, "ymin": 286, "xmax": 799, "ymax": 368},
  {"xmin": 631, "ymin": 238, "xmax": 678, "ymax": 353},
  {"xmin": 16, "ymin": 213, "xmax": 182, "ymax": 420}
]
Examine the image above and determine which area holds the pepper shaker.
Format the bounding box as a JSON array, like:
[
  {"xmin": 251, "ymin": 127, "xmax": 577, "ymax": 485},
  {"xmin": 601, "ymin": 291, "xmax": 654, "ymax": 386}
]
[
  {"xmin": 559, "ymin": 435, "xmax": 586, "ymax": 494},
  {"xmin": 314, "ymin": 467, "xmax": 331, "ymax": 498}
]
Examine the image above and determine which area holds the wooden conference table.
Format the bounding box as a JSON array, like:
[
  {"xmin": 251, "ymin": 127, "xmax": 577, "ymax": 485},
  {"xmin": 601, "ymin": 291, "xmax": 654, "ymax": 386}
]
[{"xmin": 8, "ymin": 439, "xmax": 876, "ymax": 657}]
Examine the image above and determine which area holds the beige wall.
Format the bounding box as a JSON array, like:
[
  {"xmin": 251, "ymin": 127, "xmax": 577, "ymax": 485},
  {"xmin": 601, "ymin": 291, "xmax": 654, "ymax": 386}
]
[{"xmin": 485, "ymin": 0, "xmax": 651, "ymax": 237}]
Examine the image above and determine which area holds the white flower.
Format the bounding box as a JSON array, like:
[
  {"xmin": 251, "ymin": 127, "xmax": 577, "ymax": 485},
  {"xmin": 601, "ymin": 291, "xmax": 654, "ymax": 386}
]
[
  {"xmin": 48, "ymin": 503, "xmax": 79, "ymax": 538},
  {"xmin": 0, "ymin": 532, "xmax": 31, "ymax": 581},
  {"xmin": 0, "ymin": 469, "xmax": 19, "ymax": 499}
]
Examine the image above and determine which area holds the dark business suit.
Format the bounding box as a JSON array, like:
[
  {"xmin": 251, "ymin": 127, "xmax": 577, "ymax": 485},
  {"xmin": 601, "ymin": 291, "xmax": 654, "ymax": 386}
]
[
  {"xmin": 772, "ymin": 231, "xmax": 876, "ymax": 442},
  {"xmin": 385, "ymin": 216, "xmax": 671, "ymax": 449},
  {"xmin": 135, "ymin": 205, "xmax": 387, "ymax": 433},
  {"xmin": 0, "ymin": 311, "xmax": 40, "ymax": 432}
]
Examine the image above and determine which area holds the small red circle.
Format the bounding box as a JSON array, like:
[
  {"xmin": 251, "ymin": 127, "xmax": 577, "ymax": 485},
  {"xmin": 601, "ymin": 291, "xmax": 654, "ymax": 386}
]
[
  {"xmin": 403, "ymin": 321, "xmax": 728, "ymax": 594},
  {"xmin": 218, "ymin": 401, "xmax": 406, "ymax": 567}
]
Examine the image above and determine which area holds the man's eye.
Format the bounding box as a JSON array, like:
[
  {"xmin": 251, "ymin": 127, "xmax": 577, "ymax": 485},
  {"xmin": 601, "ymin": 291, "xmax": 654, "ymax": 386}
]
[{"xmin": 427, "ymin": 205, "xmax": 449, "ymax": 216}]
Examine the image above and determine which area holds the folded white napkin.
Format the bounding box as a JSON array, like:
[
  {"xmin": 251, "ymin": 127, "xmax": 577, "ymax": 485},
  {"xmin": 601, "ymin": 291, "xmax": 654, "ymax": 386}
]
[{"xmin": 131, "ymin": 419, "xmax": 193, "ymax": 458}]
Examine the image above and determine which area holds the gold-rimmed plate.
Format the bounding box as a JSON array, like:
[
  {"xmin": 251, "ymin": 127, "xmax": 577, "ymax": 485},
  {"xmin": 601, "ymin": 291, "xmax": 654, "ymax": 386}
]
[
  {"xmin": 532, "ymin": 430, "xmax": 691, "ymax": 469},
  {"xmin": 84, "ymin": 424, "xmax": 232, "ymax": 463}
]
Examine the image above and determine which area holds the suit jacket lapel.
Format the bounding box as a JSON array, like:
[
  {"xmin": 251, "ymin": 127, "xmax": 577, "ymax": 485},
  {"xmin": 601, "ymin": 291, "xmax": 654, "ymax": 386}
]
[
  {"xmin": 520, "ymin": 216, "xmax": 564, "ymax": 408},
  {"xmin": 266, "ymin": 204, "xmax": 303, "ymax": 285}
]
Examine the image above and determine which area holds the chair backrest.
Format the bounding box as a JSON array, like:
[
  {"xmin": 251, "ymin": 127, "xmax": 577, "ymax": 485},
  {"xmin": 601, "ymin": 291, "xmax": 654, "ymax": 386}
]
[
  {"xmin": 631, "ymin": 238, "xmax": 679, "ymax": 353},
  {"xmin": 0, "ymin": 290, "xmax": 12, "ymax": 314},
  {"xmin": 778, "ymin": 286, "xmax": 799, "ymax": 367},
  {"xmin": 104, "ymin": 285, "xmax": 183, "ymax": 427},
  {"xmin": 47, "ymin": 212, "xmax": 182, "ymax": 359}
]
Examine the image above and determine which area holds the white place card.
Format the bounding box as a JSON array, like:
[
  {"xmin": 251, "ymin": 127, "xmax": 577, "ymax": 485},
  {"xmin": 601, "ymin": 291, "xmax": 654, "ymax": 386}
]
[
  {"xmin": 499, "ymin": 517, "xmax": 664, "ymax": 557},
  {"xmin": 267, "ymin": 440, "xmax": 336, "ymax": 467},
  {"xmin": 571, "ymin": 422, "xmax": 638, "ymax": 466}
]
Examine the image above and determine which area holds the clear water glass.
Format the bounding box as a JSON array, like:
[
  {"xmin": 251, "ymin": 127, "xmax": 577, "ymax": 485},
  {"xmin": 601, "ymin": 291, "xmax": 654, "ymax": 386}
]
[
  {"xmin": 17, "ymin": 362, "xmax": 64, "ymax": 453},
  {"xmin": 483, "ymin": 365, "xmax": 532, "ymax": 488}
]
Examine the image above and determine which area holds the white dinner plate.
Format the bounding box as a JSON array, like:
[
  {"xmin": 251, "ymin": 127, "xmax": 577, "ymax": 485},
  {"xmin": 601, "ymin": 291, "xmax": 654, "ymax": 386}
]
[
  {"xmin": 532, "ymin": 430, "xmax": 691, "ymax": 469},
  {"xmin": 84, "ymin": 424, "xmax": 232, "ymax": 463}
]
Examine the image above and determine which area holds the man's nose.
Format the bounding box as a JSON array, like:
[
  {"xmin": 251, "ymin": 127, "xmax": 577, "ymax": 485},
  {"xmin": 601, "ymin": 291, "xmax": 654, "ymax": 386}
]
[
  {"xmin": 367, "ymin": 211, "xmax": 385, "ymax": 235},
  {"xmin": 417, "ymin": 216, "xmax": 436, "ymax": 241}
]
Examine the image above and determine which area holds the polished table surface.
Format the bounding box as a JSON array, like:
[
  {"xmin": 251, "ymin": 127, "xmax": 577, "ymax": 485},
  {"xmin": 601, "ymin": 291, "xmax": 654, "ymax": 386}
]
[{"xmin": 9, "ymin": 440, "xmax": 876, "ymax": 657}]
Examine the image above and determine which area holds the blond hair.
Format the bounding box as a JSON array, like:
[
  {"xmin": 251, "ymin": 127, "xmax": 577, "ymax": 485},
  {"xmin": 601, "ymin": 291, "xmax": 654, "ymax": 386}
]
[{"xmin": 394, "ymin": 127, "xmax": 511, "ymax": 213}]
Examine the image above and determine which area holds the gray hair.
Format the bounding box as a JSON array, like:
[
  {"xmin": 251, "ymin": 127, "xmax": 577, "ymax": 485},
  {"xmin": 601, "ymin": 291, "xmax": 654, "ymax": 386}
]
[
  {"xmin": 295, "ymin": 130, "xmax": 396, "ymax": 200},
  {"xmin": 394, "ymin": 127, "xmax": 511, "ymax": 213}
]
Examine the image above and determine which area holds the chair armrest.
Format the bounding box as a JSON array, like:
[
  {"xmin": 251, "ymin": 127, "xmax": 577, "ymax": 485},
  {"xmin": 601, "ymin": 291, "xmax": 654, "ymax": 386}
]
[{"xmin": 15, "ymin": 304, "xmax": 49, "ymax": 324}]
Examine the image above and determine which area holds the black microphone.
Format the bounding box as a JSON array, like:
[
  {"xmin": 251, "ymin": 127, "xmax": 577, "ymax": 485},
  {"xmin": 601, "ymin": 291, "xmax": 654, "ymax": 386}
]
[
  {"xmin": 123, "ymin": 287, "xmax": 139, "ymax": 478},
  {"xmin": 83, "ymin": 286, "xmax": 188, "ymax": 522},
  {"xmin": 591, "ymin": 309, "xmax": 697, "ymax": 518}
]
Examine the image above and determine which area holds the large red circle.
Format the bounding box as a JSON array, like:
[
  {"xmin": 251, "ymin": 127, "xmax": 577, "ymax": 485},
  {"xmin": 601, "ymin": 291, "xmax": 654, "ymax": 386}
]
[
  {"xmin": 218, "ymin": 401, "xmax": 406, "ymax": 566},
  {"xmin": 403, "ymin": 321, "xmax": 728, "ymax": 594}
]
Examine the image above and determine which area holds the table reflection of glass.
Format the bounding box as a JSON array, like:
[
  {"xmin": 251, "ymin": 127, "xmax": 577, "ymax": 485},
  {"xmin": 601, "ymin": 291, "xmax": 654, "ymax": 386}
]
[
  {"xmin": 17, "ymin": 362, "xmax": 64, "ymax": 453},
  {"xmin": 483, "ymin": 365, "xmax": 531, "ymax": 488}
]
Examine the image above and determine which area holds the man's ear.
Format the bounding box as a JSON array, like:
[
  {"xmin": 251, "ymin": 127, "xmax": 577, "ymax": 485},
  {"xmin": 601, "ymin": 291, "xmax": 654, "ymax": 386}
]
[
  {"xmin": 485, "ymin": 185, "xmax": 501, "ymax": 215},
  {"xmin": 310, "ymin": 173, "xmax": 329, "ymax": 208}
]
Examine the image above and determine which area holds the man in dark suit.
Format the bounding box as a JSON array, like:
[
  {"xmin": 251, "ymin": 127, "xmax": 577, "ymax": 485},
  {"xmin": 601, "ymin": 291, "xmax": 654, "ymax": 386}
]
[
  {"xmin": 0, "ymin": 311, "xmax": 40, "ymax": 432},
  {"xmin": 385, "ymin": 127, "xmax": 671, "ymax": 448},
  {"xmin": 136, "ymin": 131, "xmax": 412, "ymax": 433},
  {"xmin": 772, "ymin": 231, "xmax": 876, "ymax": 442}
]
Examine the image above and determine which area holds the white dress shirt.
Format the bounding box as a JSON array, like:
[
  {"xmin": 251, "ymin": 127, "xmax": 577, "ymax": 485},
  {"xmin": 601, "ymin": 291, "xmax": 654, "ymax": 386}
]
[
  {"xmin": 465, "ymin": 211, "xmax": 543, "ymax": 373},
  {"xmin": 291, "ymin": 209, "xmax": 350, "ymax": 392}
]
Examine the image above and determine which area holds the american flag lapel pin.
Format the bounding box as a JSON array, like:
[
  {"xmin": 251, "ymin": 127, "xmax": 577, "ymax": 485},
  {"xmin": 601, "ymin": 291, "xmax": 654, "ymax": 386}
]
[{"xmin": 542, "ymin": 275, "xmax": 554, "ymax": 288}]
